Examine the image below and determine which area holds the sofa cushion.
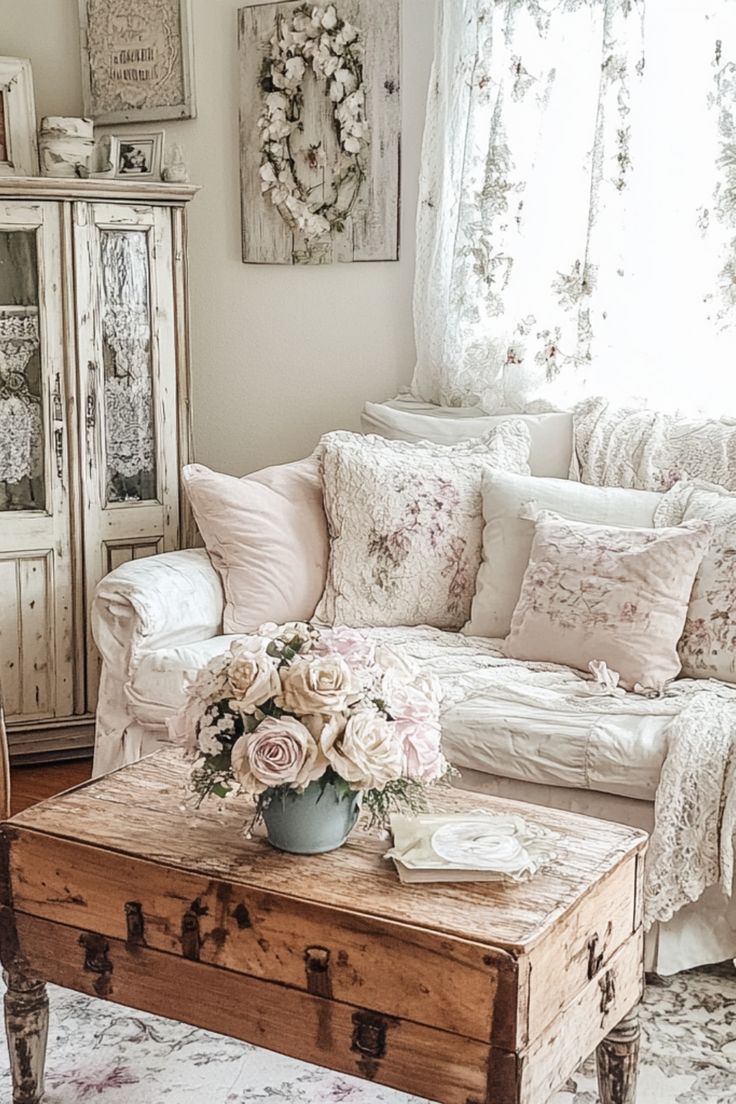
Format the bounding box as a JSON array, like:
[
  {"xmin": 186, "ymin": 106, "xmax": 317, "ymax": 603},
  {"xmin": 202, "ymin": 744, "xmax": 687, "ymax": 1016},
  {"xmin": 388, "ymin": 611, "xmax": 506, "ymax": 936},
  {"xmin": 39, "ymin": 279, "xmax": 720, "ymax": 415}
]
[
  {"xmin": 505, "ymin": 512, "xmax": 712, "ymax": 692},
  {"xmin": 465, "ymin": 471, "xmax": 662, "ymax": 639},
  {"xmin": 572, "ymin": 397, "xmax": 736, "ymax": 492},
  {"xmin": 183, "ymin": 455, "xmax": 328, "ymax": 635},
  {"xmin": 130, "ymin": 626, "xmax": 670, "ymax": 802},
  {"xmin": 362, "ymin": 398, "xmax": 573, "ymax": 478},
  {"xmin": 315, "ymin": 426, "xmax": 531, "ymax": 630},
  {"xmin": 655, "ymin": 480, "xmax": 736, "ymax": 683}
]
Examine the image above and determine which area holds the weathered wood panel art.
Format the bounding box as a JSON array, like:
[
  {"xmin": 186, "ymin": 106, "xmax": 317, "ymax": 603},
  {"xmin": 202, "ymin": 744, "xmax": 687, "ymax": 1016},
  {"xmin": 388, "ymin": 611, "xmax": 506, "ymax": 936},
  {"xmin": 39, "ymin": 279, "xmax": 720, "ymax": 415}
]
[
  {"xmin": 78, "ymin": 0, "xmax": 196, "ymax": 124},
  {"xmin": 238, "ymin": 0, "xmax": 401, "ymax": 265}
]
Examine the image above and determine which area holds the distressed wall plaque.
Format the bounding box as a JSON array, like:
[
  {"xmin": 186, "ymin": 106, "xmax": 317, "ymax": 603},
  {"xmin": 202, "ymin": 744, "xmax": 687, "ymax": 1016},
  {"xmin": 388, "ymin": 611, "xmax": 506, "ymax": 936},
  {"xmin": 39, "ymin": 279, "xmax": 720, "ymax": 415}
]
[
  {"xmin": 238, "ymin": 0, "xmax": 401, "ymax": 265},
  {"xmin": 78, "ymin": 0, "xmax": 196, "ymax": 124}
]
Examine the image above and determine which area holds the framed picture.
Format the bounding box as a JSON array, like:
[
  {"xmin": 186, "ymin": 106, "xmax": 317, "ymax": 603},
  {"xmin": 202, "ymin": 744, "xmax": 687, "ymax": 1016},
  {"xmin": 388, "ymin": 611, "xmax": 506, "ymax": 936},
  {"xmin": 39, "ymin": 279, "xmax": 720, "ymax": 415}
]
[
  {"xmin": 108, "ymin": 132, "xmax": 165, "ymax": 179},
  {"xmin": 238, "ymin": 0, "xmax": 401, "ymax": 266},
  {"xmin": 0, "ymin": 57, "xmax": 39, "ymax": 177},
  {"xmin": 78, "ymin": 0, "xmax": 196, "ymax": 124}
]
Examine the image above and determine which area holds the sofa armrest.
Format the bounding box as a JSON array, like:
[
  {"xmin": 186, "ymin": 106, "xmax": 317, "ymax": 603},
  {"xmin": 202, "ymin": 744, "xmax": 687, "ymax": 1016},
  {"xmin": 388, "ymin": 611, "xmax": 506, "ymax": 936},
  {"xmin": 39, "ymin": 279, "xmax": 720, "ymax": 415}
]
[{"xmin": 92, "ymin": 549, "xmax": 224, "ymax": 675}]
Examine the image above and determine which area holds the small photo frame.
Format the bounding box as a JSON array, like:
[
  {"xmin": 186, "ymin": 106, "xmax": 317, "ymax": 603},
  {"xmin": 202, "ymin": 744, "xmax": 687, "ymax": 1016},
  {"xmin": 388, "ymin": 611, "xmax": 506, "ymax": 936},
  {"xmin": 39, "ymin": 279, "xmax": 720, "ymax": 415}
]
[
  {"xmin": 110, "ymin": 131, "xmax": 165, "ymax": 180},
  {"xmin": 0, "ymin": 57, "xmax": 39, "ymax": 177}
]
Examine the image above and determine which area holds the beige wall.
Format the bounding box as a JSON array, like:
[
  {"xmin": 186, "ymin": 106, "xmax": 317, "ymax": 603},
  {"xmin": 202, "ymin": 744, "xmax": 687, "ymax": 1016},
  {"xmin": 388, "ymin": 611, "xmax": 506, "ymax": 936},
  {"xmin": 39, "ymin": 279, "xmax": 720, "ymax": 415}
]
[{"xmin": 1, "ymin": 0, "xmax": 434, "ymax": 473}]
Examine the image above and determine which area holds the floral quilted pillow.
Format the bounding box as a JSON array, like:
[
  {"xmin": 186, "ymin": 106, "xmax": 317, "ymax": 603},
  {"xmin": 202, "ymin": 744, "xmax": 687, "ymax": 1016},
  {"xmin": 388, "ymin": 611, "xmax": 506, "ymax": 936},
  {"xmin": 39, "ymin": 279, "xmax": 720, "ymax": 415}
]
[
  {"xmin": 572, "ymin": 397, "xmax": 736, "ymax": 492},
  {"xmin": 655, "ymin": 481, "xmax": 736, "ymax": 683},
  {"xmin": 505, "ymin": 511, "xmax": 712, "ymax": 692},
  {"xmin": 315, "ymin": 425, "xmax": 532, "ymax": 630}
]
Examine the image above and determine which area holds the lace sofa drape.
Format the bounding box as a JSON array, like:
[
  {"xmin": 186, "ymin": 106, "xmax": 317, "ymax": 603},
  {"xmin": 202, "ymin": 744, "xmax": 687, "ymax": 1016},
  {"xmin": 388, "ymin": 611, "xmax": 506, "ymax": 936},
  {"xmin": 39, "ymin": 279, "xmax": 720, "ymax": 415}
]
[{"xmin": 412, "ymin": 0, "xmax": 736, "ymax": 415}]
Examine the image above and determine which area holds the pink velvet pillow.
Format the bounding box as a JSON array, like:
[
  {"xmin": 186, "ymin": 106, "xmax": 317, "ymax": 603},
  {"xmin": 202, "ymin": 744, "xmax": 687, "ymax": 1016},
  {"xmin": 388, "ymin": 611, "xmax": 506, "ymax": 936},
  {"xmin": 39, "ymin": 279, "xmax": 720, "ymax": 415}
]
[
  {"xmin": 183, "ymin": 456, "xmax": 328, "ymax": 634},
  {"xmin": 505, "ymin": 511, "xmax": 712, "ymax": 691}
]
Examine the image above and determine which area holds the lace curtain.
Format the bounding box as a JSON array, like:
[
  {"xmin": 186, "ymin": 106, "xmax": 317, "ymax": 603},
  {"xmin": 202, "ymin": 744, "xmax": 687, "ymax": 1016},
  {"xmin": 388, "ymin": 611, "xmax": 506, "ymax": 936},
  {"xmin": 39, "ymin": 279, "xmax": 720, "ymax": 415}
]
[{"xmin": 412, "ymin": 0, "xmax": 736, "ymax": 415}]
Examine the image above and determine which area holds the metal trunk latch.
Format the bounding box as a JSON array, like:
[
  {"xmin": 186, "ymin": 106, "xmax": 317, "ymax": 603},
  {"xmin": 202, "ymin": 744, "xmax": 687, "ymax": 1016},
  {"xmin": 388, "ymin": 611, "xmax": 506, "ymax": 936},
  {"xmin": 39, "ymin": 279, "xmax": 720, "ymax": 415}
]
[
  {"xmin": 599, "ymin": 970, "xmax": 616, "ymax": 1014},
  {"xmin": 125, "ymin": 901, "xmax": 146, "ymax": 946},
  {"xmin": 79, "ymin": 932, "xmax": 113, "ymax": 997},
  {"xmin": 351, "ymin": 1010, "xmax": 391, "ymax": 1061},
  {"xmin": 587, "ymin": 933, "xmax": 605, "ymax": 979},
  {"xmin": 304, "ymin": 946, "xmax": 332, "ymax": 999}
]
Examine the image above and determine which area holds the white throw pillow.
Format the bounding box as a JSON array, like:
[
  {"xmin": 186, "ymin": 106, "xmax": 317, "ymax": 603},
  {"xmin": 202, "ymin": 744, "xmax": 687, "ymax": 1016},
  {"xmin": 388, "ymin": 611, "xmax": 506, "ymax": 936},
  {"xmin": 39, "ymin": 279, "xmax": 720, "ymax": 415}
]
[
  {"xmin": 315, "ymin": 425, "xmax": 532, "ymax": 630},
  {"xmin": 655, "ymin": 480, "xmax": 736, "ymax": 683},
  {"xmin": 465, "ymin": 472, "xmax": 662, "ymax": 639},
  {"xmin": 183, "ymin": 457, "xmax": 328, "ymax": 634},
  {"xmin": 362, "ymin": 399, "xmax": 573, "ymax": 478}
]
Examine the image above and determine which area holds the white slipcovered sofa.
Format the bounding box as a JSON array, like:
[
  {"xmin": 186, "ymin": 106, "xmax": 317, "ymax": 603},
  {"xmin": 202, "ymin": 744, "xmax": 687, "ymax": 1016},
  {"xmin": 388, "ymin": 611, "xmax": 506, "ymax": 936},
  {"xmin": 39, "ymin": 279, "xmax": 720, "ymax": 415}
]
[{"xmin": 92, "ymin": 396, "xmax": 736, "ymax": 976}]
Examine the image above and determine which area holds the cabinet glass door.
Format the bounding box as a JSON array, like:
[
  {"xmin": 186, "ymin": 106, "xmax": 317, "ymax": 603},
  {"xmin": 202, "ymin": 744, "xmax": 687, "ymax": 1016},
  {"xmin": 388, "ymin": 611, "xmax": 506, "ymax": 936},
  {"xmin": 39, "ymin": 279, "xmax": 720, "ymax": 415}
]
[
  {"xmin": 74, "ymin": 202, "xmax": 179, "ymax": 707},
  {"xmin": 99, "ymin": 228, "xmax": 157, "ymax": 504},
  {"xmin": 0, "ymin": 231, "xmax": 43, "ymax": 511},
  {"xmin": 0, "ymin": 203, "xmax": 75, "ymax": 723}
]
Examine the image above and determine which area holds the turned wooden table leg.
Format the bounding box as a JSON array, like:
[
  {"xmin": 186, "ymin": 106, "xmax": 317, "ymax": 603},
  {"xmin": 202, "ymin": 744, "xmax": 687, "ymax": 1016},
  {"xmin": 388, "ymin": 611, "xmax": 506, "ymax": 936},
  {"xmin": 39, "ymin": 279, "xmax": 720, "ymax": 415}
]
[
  {"xmin": 3, "ymin": 968, "xmax": 48, "ymax": 1104},
  {"xmin": 596, "ymin": 1007, "xmax": 640, "ymax": 1104}
]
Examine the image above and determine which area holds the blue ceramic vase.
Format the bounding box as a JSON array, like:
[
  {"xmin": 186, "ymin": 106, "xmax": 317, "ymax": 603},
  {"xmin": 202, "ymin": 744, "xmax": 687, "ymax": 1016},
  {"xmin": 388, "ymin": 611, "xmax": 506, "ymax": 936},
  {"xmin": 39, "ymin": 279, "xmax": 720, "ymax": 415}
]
[{"xmin": 262, "ymin": 780, "xmax": 362, "ymax": 854}]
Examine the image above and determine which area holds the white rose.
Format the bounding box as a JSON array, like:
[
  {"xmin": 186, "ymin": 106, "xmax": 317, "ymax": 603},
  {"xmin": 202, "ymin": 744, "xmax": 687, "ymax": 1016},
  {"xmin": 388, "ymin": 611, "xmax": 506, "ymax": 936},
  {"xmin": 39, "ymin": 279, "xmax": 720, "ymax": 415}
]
[
  {"xmin": 231, "ymin": 717, "xmax": 326, "ymax": 795},
  {"xmin": 227, "ymin": 640, "xmax": 281, "ymax": 713},
  {"xmin": 321, "ymin": 711, "xmax": 404, "ymax": 791},
  {"xmin": 276, "ymin": 655, "xmax": 360, "ymax": 716}
]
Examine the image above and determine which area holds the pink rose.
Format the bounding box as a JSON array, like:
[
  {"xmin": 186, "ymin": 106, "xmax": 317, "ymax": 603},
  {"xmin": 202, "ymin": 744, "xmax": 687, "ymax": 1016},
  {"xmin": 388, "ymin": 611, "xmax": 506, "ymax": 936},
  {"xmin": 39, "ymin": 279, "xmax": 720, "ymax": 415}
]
[
  {"xmin": 396, "ymin": 719, "xmax": 446, "ymax": 783},
  {"xmin": 312, "ymin": 629, "xmax": 376, "ymax": 676},
  {"xmin": 231, "ymin": 716, "xmax": 326, "ymax": 795}
]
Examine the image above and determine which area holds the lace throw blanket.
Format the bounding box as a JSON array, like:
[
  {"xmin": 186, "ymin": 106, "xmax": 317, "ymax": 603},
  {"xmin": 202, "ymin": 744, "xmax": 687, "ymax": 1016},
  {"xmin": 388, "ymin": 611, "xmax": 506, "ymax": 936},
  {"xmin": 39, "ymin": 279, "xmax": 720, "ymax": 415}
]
[{"xmin": 367, "ymin": 626, "xmax": 736, "ymax": 929}]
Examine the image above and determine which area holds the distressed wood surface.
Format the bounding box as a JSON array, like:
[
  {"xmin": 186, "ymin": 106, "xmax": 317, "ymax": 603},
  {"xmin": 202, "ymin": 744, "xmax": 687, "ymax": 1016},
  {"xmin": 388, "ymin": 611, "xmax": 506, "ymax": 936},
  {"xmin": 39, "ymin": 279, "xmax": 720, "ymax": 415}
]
[
  {"xmin": 520, "ymin": 936, "xmax": 643, "ymax": 1104},
  {"xmin": 0, "ymin": 177, "xmax": 198, "ymax": 205},
  {"xmin": 9, "ymin": 750, "xmax": 646, "ymax": 953},
  {"xmin": 1, "ymin": 750, "xmax": 645, "ymax": 1103},
  {"xmin": 7, "ymin": 829, "xmax": 521, "ymax": 1046},
  {"xmin": 0, "ymin": 201, "xmax": 75, "ymax": 726},
  {"xmin": 238, "ymin": 0, "xmax": 400, "ymax": 264},
  {"xmin": 1, "ymin": 189, "xmax": 194, "ymax": 756},
  {"xmin": 2, "ymin": 969, "xmax": 48, "ymax": 1104},
  {"xmin": 596, "ymin": 1008, "xmax": 641, "ymax": 1104},
  {"xmin": 8, "ymin": 910, "xmax": 495, "ymax": 1104},
  {"xmin": 73, "ymin": 201, "xmax": 181, "ymax": 709}
]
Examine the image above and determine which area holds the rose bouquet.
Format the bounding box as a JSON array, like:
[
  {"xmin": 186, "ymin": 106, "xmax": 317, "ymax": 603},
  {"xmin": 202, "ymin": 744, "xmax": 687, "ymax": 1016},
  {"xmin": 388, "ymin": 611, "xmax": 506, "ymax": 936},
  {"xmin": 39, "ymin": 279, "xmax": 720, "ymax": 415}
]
[{"xmin": 168, "ymin": 623, "xmax": 449, "ymax": 848}]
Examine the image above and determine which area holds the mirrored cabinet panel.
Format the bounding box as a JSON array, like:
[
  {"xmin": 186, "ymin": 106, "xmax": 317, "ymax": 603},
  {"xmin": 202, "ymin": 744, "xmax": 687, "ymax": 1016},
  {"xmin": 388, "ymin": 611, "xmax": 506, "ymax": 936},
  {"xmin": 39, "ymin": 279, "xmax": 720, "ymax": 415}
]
[{"xmin": 0, "ymin": 181, "xmax": 196, "ymax": 760}]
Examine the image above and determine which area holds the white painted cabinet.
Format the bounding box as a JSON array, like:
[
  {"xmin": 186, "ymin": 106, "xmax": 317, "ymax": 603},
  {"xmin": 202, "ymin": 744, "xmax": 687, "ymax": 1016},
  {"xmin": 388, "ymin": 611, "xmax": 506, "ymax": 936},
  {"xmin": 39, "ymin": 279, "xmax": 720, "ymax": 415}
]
[{"xmin": 0, "ymin": 179, "xmax": 197, "ymax": 759}]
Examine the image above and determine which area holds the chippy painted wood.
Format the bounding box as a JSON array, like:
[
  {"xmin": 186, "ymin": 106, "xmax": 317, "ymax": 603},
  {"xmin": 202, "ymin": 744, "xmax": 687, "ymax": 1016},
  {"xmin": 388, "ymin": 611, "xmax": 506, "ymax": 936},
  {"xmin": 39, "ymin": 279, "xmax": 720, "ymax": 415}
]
[
  {"xmin": 0, "ymin": 750, "xmax": 645, "ymax": 1103},
  {"xmin": 2, "ymin": 969, "xmax": 47, "ymax": 1104},
  {"xmin": 73, "ymin": 201, "xmax": 181, "ymax": 710},
  {"xmin": 1, "ymin": 185, "xmax": 195, "ymax": 758},
  {"xmin": 0, "ymin": 59, "xmax": 39, "ymax": 177},
  {"xmin": 0, "ymin": 201, "xmax": 75, "ymax": 726},
  {"xmin": 0, "ymin": 177, "xmax": 199, "ymax": 205},
  {"xmin": 0, "ymin": 695, "xmax": 9, "ymax": 818},
  {"xmin": 238, "ymin": 0, "xmax": 400, "ymax": 265},
  {"xmin": 596, "ymin": 1008, "xmax": 641, "ymax": 1104}
]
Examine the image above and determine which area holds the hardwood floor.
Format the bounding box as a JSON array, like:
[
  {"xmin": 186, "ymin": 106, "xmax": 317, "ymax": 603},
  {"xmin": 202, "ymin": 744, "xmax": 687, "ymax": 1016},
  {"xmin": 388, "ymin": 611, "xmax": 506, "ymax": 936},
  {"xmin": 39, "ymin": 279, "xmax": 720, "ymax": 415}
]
[{"xmin": 10, "ymin": 759, "xmax": 93, "ymax": 816}]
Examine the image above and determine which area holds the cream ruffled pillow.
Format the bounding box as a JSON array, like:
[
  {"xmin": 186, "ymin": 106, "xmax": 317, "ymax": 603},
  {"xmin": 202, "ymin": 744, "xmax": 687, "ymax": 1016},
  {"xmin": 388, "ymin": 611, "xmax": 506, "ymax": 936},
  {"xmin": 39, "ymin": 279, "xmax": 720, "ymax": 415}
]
[
  {"xmin": 505, "ymin": 511, "xmax": 712, "ymax": 692},
  {"xmin": 655, "ymin": 480, "xmax": 736, "ymax": 683},
  {"xmin": 315, "ymin": 425, "xmax": 532, "ymax": 630}
]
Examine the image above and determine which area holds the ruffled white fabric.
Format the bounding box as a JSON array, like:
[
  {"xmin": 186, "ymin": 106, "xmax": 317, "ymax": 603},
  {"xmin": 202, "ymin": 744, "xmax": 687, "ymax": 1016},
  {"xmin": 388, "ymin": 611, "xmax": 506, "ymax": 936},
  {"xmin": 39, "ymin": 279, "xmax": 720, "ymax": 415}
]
[{"xmin": 363, "ymin": 626, "xmax": 736, "ymax": 929}]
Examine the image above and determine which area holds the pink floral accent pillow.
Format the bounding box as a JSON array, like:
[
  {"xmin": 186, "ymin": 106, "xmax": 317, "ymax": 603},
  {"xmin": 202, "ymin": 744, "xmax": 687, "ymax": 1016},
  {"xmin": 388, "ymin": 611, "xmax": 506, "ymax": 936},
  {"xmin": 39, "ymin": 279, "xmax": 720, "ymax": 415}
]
[
  {"xmin": 655, "ymin": 481, "xmax": 736, "ymax": 683},
  {"xmin": 505, "ymin": 511, "xmax": 712, "ymax": 692},
  {"xmin": 315, "ymin": 425, "xmax": 532, "ymax": 630}
]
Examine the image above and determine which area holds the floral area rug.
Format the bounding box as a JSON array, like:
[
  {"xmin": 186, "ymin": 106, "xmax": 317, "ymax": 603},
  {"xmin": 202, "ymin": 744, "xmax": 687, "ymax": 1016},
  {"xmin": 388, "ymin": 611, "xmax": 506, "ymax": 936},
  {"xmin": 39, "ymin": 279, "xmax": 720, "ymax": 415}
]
[{"xmin": 1, "ymin": 963, "xmax": 734, "ymax": 1103}]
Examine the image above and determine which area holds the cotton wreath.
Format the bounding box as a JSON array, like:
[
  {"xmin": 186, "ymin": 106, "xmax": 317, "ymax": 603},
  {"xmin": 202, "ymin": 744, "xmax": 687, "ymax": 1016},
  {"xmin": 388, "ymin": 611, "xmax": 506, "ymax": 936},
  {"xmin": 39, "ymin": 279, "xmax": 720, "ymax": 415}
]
[{"xmin": 257, "ymin": 3, "xmax": 369, "ymax": 242}]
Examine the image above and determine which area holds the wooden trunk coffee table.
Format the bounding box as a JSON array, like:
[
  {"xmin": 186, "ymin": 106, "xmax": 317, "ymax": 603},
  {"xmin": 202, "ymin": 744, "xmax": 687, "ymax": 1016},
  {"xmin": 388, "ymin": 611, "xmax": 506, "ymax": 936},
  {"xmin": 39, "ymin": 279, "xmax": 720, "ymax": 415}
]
[{"xmin": 0, "ymin": 750, "xmax": 646, "ymax": 1104}]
